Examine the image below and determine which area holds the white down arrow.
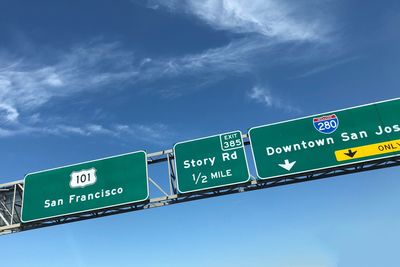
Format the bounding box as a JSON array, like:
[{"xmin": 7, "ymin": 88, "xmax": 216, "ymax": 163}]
[{"xmin": 278, "ymin": 159, "xmax": 296, "ymax": 171}]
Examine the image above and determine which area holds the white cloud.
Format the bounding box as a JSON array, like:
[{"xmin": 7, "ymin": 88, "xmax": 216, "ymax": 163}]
[
  {"xmin": 149, "ymin": 0, "xmax": 331, "ymax": 42},
  {"xmin": 0, "ymin": 0, "xmax": 337, "ymax": 139},
  {"xmin": 0, "ymin": 39, "xmax": 319, "ymax": 139},
  {"xmin": 0, "ymin": 27, "xmax": 337, "ymax": 121},
  {"xmin": 142, "ymin": 0, "xmax": 340, "ymax": 103},
  {"xmin": 136, "ymin": 37, "xmax": 275, "ymax": 98},
  {"xmin": 0, "ymin": 103, "xmax": 19, "ymax": 123},
  {"xmin": 113, "ymin": 123, "xmax": 172, "ymax": 145},
  {"xmin": 292, "ymin": 56, "xmax": 359, "ymax": 79},
  {"xmin": 0, "ymin": 1, "xmax": 334, "ymax": 145},
  {"xmin": 0, "ymin": 37, "xmax": 275, "ymax": 117},
  {"xmin": 85, "ymin": 124, "xmax": 115, "ymax": 136},
  {"xmin": 248, "ymin": 86, "xmax": 300, "ymax": 113},
  {"xmin": 0, "ymin": 42, "xmax": 139, "ymax": 113},
  {"xmin": 0, "ymin": 121, "xmax": 174, "ymax": 146},
  {"xmin": 0, "ymin": 42, "xmax": 147, "ymax": 140},
  {"xmin": 45, "ymin": 125, "xmax": 87, "ymax": 136},
  {"xmin": 0, "ymin": 39, "xmax": 261, "ymax": 114},
  {"xmin": 249, "ymin": 86, "xmax": 274, "ymax": 107},
  {"xmin": 155, "ymin": 37, "xmax": 270, "ymax": 75},
  {"xmin": 0, "ymin": 40, "xmax": 237, "ymax": 142}
]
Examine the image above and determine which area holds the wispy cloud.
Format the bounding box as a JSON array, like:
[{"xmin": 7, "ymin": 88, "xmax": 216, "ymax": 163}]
[
  {"xmin": 0, "ymin": 38, "xmax": 266, "ymax": 115},
  {"xmin": 0, "ymin": 42, "xmax": 139, "ymax": 114},
  {"xmin": 291, "ymin": 56, "xmax": 360, "ymax": 79},
  {"xmin": 0, "ymin": 37, "xmax": 276, "ymax": 118},
  {"xmin": 44, "ymin": 123, "xmax": 173, "ymax": 143},
  {"xmin": 0, "ymin": 45, "xmax": 175, "ymax": 144},
  {"xmin": 0, "ymin": 103, "xmax": 19, "ymax": 123},
  {"xmin": 0, "ymin": 38, "xmax": 330, "ymax": 138},
  {"xmin": 0, "ymin": 0, "xmax": 338, "ymax": 140},
  {"xmin": 0, "ymin": 121, "xmax": 174, "ymax": 146},
  {"xmin": 0, "ymin": 42, "xmax": 157, "ymax": 141},
  {"xmin": 147, "ymin": 37, "xmax": 268, "ymax": 76},
  {"xmin": 248, "ymin": 85, "xmax": 301, "ymax": 113},
  {"xmin": 143, "ymin": 0, "xmax": 341, "ymax": 105},
  {"xmin": 148, "ymin": 0, "xmax": 332, "ymax": 42}
]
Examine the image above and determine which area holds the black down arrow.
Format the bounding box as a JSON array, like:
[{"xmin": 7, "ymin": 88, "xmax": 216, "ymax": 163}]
[{"xmin": 344, "ymin": 149, "xmax": 357, "ymax": 158}]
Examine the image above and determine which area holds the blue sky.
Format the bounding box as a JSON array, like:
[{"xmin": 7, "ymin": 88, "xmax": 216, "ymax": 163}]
[{"xmin": 1, "ymin": 0, "xmax": 400, "ymax": 266}]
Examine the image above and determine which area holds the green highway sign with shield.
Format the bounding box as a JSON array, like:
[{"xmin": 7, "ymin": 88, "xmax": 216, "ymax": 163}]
[
  {"xmin": 174, "ymin": 131, "xmax": 250, "ymax": 193},
  {"xmin": 21, "ymin": 151, "xmax": 149, "ymax": 223},
  {"xmin": 249, "ymin": 98, "xmax": 400, "ymax": 179}
]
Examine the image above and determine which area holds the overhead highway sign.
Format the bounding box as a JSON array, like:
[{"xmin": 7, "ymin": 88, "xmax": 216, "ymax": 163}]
[
  {"xmin": 249, "ymin": 98, "xmax": 400, "ymax": 179},
  {"xmin": 21, "ymin": 151, "xmax": 149, "ymax": 222},
  {"xmin": 174, "ymin": 131, "xmax": 250, "ymax": 193}
]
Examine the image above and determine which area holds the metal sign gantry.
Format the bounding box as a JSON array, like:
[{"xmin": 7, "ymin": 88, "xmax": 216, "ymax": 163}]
[{"xmin": 1, "ymin": 135, "xmax": 399, "ymax": 235}]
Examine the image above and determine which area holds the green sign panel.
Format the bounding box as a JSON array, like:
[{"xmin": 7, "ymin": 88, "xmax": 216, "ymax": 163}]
[
  {"xmin": 174, "ymin": 131, "xmax": 250, "ymax": 193},
  {"xmin": 21, "ymin": 151, "xmax": 149, "ymax": 223},
  {"xmin": 249, "ymin": 98, "xmax": 400, "ymax": 179}
]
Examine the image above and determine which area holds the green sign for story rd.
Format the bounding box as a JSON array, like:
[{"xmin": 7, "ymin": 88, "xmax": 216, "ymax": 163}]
[
  {"xmin": 21, "ymin": 151, "xmax": 149, "ymax": 223},
  {"xmin": 249, "ymin": 98, "xmax": 400, "ymax": 179},
  {"xmin": 174, "ymin": 131, "xmax": 250, "ymax": 193}
]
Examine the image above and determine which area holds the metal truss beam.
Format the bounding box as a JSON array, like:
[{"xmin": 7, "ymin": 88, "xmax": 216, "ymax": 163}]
[
  {"xmin": 0, "ymin": 182, "xmax": 23, "ymax": 235},
  {"xmin": 1, "ymin": 137, "xmax": 399, "ymax": 235}
]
